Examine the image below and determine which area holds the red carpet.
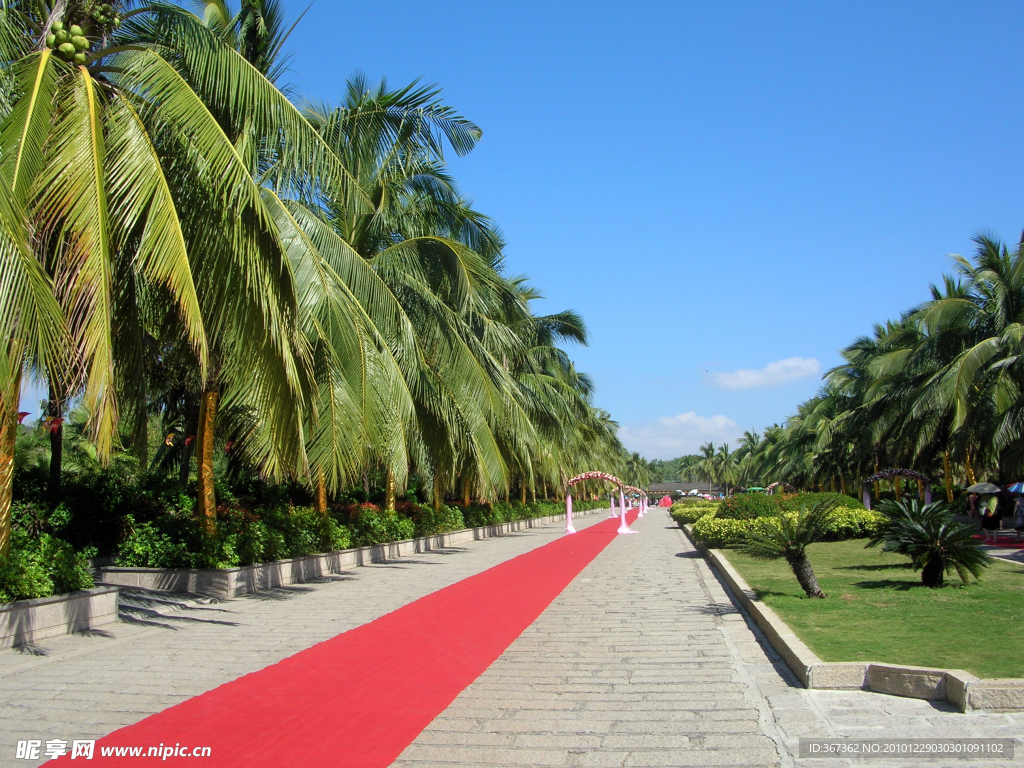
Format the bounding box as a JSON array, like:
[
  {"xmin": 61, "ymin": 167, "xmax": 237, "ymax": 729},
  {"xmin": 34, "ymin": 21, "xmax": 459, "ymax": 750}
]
[
  {"xmin": 973, "ymin": 534, "xmax": 1024, "ymax": 549},
  {"xmin": 67, "ymin": 511, "xmax": 636, "ymax": 767}
]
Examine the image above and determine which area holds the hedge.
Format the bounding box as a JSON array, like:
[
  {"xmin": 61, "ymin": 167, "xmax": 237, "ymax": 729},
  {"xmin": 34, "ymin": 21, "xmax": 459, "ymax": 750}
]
[
  {"xmin": 669, "ymin": 503, "xmax": 719, "ymax": 525},
  {"xmin": 689, "ymin": 507, "xmax": 884, "ymax": 549},
  {"xmin": 716, "ymin": 491, "xmax": 863, "ymax": 520}
]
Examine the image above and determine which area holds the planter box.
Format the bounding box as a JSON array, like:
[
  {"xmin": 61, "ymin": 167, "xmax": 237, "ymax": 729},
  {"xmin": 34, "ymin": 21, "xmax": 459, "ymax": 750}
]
[
  {"xmin": 99, "ymin": 508, "xmax": 600, "ymax": 600},
  {"xmin": 0, "ymin": 586, "xmax": 120, "ymax": 649}
]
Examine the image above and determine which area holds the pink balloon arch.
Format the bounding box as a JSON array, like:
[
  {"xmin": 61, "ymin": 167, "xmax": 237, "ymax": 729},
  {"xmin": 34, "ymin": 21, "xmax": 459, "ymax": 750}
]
[{"xmin": 565, "ymin": 472, "xmax": 645, "ymax": 535}]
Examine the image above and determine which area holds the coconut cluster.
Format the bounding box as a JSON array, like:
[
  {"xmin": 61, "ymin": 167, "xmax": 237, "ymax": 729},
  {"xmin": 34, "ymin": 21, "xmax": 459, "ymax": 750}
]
[
  {"xmin": 46, "ymin": 22, "xmax": 90, "ymax": 64},
  {"xmin": 91, "ymin": 4, "xmax": 120, "ymax": 28}
]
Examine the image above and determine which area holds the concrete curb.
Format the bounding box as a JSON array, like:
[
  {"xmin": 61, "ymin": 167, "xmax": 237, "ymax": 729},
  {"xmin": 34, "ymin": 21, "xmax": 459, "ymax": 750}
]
[
  {"xmin": 98, "ymin": 507, "xmax": 604, "ymax": 599},
  {"xmin": 0, "ymin": 586, "xmax": 120, "ymax": 649},
  {"xmin": 678, "ymin": 522, "xmax": 1024, "ymax": 712}
]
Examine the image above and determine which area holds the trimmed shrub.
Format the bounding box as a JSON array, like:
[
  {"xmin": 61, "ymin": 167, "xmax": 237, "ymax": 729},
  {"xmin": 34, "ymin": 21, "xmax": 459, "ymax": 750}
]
[
  {"xmin": 692, "ymin": 508, "xmax": 883, "ymax": 549},
  {"xmin": 341, "ymin": 504, "xmax": 415, "ymax": 547},
  {"xmin": 670, "ymin": 497, "xmax": 717, "ymax": 507},
  {"xmin": 0, "ymin": 530, "xmax": 95, "ymax": 603},
  {"xmin": 408, "ymin": 503, "xmax": 466, "ymax": 537},
  {"xmin": 774, "ymin": 492, "xmax": 863, "ymax": 512},
  {"xmin": 716, "ymin": 494, "xmax": 780, "ymax": 520},
  {"xmin": 715, "ymin": 492, "xmax": 863, "ymax": 521},
  {"xmin": 669, "ymin": 503, "xmax": 718, "ymax": 525}
]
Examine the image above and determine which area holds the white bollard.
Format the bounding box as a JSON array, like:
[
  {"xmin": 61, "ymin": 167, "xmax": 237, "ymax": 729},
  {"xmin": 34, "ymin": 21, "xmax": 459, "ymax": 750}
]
[{"xmin": 565, "ymin": 492, "xmax": 576, "ymax": 534}]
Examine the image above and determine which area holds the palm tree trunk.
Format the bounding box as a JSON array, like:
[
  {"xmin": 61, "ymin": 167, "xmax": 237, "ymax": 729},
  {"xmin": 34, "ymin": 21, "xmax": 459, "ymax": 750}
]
[
  {"xmin": 384, "ymin": 468, "xmax": 396, "ymax": 512},
  {"xmin": 0, "ymin": 366, "xmax": 21, "ymax": 560},
  {"xmin": 47, "ymin": 382, "xmax": 62, "ymax": 500},
  {"xmin": 943, "ymin": 450, "xmax": 954, "ymax": 503},
  {"xmin": 840, "ymin": 474, "xmax": 847, "ymax": 495},
  {"xmin": 917, "ymin": 479, "xmax": 925, "ymax": 501},
  {"xmin": 180, "ymin": 393, "xmax": 198, "ymax": 484},
  {"xmin": 921, "ymin": 556, "xmax": 944, "ymax": 588},
  {"xmin": 894, "ymin": 476, "xmax": 901, "ymax": 502},
  {"xmin": 462, "ymin": 477, "xmax": 470, "ymax": 506},
  {"xmin": 873, "ymin": 457, "xmax": 881, "ymax": 498},
  {"xmin": 520, "ymin": 483, "xmax": 527, "ymax": 505},
  {"xmin": 542, "ymin": 480, "xmax": 547, "ymax": 501},
  {"xmin": 133, "ymin": 393, "xmax": 149, "ymax": 477},
  {"xmin": 195, "ymin": 389, "xmax": 218, "ymax": 536},
  {"xmin": 315, "ymin": 469, "xmax": 328, "ymax": 516},
  {"xmin": 965, "ymin": 451, "xmax": 976, "ymax": 486},
  {"xmin": 787, "ymin": 553, "xmax": 826, "ymax": 598},
  {"xmin": 433, "ymin": 475, "xmax": 442, "ymax": 513}
]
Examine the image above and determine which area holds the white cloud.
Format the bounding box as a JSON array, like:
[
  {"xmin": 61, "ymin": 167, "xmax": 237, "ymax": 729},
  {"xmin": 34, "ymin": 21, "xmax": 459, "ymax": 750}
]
[
  {"xmin": 708, "ymin": 357, "xmax": 821, "ymax": 390},
  {"xmin": 619, "ymin": 412, "xmax": 742, "ymax": 460}
]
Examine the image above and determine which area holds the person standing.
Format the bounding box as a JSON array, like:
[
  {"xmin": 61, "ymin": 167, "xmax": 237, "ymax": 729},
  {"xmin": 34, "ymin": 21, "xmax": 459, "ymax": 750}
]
[
  {"xmin": 981, "ymin": 494, "xmax": 1000, "ymax": 544},
  {"xmin": 1013, "ymin": 495, "xmax": 1024, "ymax": 542}
]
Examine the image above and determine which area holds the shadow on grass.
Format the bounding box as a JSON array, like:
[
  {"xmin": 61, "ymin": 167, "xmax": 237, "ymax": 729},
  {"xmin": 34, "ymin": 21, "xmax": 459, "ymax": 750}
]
[
  {"xmin": 751, "ymin": 589, "xmax": 801, "ymax": 598},
  {"xmin": 851, "ymin": 579, "xmax": 922, "ymax": 591},
  {"xmin": 836, "ymin": 562, "xmax": 914, "ymax": 572}
]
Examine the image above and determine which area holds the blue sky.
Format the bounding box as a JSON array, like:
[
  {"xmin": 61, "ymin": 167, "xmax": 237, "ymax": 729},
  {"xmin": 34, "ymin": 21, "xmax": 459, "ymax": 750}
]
[
  {"xmin": 27, "ymin": 2, "xmax": 1024, "ymax": 460},
  {"xmin": 262, "ymin": 0, "xmax": 1024, "ymax": 460}
]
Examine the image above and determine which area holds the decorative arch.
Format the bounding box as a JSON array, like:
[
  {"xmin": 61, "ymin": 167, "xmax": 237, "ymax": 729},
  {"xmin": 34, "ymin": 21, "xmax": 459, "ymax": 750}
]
[
  {"xmin": 766, "ymin": 482, "xmax": 796, "ymax": 494},
  {"xmin": 564, "ymin": 472, "xmax": 637, "ymax": 536},
  {"xmin": 567, "ymin": 471, "xmax": 623, "ymax": 488},
  {"xmin": 623, "ymin": 485, "xmax": 649, "ymax": 518},
  {"xmin": 862, "ymin": 469, "xmax": 931, "ymax": 510}
]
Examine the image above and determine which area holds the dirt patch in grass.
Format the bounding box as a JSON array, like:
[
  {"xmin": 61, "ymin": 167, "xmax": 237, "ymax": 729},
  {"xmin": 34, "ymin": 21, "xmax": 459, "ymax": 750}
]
[{"xmin": 725, "ymin": 539, "xmax": 1024, "ymax": 679}]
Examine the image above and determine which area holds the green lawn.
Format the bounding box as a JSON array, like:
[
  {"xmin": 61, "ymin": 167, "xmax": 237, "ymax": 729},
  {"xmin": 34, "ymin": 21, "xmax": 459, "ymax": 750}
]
[{"xmin": 724, "ymin": 539, "xmax": 1024, "ymax": 679}]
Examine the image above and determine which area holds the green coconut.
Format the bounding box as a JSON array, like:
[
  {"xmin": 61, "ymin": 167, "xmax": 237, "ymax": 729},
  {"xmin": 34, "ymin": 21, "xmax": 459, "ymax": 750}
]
[
  {"xmin": 54, "ymin": 29, "xmax": 69, "ymax": 44},
  {"xmin": 113, "ymin": 17, "xmax": 120, "ymax": 27},
  {"xmin": 71, "ymin": 35, "xmax": 88, "ymax": 50},
  {"xmin": 51, "ymin": 21, "xmax": 64, "ymax": 32},
  {"xmin": 69, "ymin": 24, "xmax": 83, "ymax": 36},
  {"xmin": 58, "ymin": 42, "xmax": 76, "ymax": 56},
  {"xmin": 72, "ymin": 52, "xmax": 87, "ymax": 65},
  {"xmin": 45, "ymin": 33, "xmax": 56, "ymax": 47}
]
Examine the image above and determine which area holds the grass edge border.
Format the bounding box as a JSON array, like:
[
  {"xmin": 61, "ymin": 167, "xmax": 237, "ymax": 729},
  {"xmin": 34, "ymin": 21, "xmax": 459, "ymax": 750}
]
[{"xmin": 677, "ymin": 521, "xmax": 1024, "ymax": 713}]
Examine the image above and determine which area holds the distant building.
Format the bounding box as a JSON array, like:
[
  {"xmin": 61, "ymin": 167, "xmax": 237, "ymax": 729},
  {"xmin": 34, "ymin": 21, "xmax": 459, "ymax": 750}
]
[{"xmin": 647, "ymin": 482, "xmax": 723, "ymax": 496}]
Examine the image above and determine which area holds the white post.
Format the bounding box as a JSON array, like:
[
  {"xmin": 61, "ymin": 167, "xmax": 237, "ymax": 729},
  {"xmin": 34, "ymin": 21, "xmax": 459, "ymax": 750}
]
[
  {"xmin": 617, "ymin": 486, "xmax": 634, "ymax": 534},
  {"xmin": 565, "ymin": 491, "xmax": 576, "ymax": 534},
  {"xmin": 608, "ymin": 491, "xmax": 618, "ymax": 518}
]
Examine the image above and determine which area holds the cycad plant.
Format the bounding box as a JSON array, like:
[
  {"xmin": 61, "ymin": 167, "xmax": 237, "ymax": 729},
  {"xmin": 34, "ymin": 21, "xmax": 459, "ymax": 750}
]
[
  {"xmin": 739, "ymin": 499, "xmax": 839, "ymax": 598},
  {"xmin": 867, "ymin": 499, "xmax": 990, "ymax": 588}
]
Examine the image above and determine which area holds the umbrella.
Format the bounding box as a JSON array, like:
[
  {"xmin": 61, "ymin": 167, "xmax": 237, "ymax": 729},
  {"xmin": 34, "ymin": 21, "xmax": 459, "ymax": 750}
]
[
  {"xmin": 967, "ymin": 483, "xmax": 1001, "ymax": 494},
  {"xmin": 1007, "ymin": 483, "xmax": 1024, "ymax": 494},
  {"xmin": 747, "ymin": 486, "xmax": 766, "ymax": 492}
]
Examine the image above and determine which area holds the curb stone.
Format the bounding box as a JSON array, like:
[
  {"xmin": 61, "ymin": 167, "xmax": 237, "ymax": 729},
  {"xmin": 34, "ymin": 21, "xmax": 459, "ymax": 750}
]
[
  {"xmin": 679, "ymin": 522, "xmax": 1024, "ymax": 712},
  {"xmin": 0, "ymin": 586, "xmax": 120, "ymax": 648}
]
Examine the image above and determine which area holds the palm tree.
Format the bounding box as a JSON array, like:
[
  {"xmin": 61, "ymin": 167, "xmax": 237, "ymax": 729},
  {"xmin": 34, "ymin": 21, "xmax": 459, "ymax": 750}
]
[
  {"xmin": 867, "ymin": 499, "xmax": 990, "ymax": 587},
  {"xmin": 0, "ymin": 0, "xmax": 375, "ymax": 534},
  {"xmin": 739, "ymin": 499, "xmax": 840, "ymax": 598}
]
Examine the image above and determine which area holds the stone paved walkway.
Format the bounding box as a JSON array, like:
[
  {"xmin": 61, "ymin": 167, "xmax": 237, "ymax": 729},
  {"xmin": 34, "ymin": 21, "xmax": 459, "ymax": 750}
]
[{"xmin": 2, "ymin": 507, "xmax": 1022, "ymax": 767}]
